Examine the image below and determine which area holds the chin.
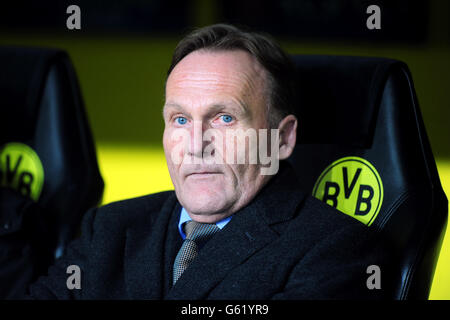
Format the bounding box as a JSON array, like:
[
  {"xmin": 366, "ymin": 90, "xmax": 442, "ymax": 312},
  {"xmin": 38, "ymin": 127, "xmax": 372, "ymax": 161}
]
[{"xmin": 180, "ymin": 188, "xmax": 232, "ymax": 216}]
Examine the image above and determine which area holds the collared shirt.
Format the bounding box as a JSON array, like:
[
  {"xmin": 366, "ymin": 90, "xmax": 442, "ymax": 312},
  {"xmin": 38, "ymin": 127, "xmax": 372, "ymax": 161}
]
[{"xmin": 178, "ymin": 207, "xmax": 232, "ymax": 240}]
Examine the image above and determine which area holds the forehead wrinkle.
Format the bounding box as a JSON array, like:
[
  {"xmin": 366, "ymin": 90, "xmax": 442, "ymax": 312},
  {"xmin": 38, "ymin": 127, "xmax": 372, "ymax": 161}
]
[
  {"xmin": 172, "ymin": 70, "xmax": 253, "ymax": 91},
  {"xmin": 169, "ymin": 71, "xmax": 266, "ymax": 113}
]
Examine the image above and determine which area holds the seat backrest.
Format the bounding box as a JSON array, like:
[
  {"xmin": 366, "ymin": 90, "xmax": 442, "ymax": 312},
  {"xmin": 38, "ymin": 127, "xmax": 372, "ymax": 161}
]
[
  {"xmin": 287, "ymin": 55, "xmax": 448, "ymax": 299},
  {"xmin": 0, "ymin": 46, "xmax": 104, "ymax": 261}
]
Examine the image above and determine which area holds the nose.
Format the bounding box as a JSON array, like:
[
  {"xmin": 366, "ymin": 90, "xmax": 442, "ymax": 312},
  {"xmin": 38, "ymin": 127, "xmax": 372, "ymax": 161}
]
[{"xmin": 187, "ymin": 120, "xmax": 208, "ymax": 158}]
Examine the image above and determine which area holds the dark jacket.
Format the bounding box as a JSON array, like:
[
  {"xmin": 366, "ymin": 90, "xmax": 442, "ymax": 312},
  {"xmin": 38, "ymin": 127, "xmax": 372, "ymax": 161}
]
[{"xmin": 25, "ymin": 162, "xmax": 391, "ymax": 299}]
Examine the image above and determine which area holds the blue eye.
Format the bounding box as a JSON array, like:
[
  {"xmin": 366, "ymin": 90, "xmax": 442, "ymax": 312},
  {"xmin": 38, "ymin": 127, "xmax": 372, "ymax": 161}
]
[
  {"xmin": 221, "ymin": 115, "xmax": 233, "ymax": 123},
  {"xmin": 176, "ymin": 117, "xmax": 187, "ymax": 125}
]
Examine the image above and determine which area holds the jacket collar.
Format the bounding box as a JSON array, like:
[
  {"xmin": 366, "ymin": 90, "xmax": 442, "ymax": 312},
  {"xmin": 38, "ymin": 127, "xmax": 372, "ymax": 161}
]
[{"xmin": 249, "ymin": 161, "xmax": 306, "ymax": 227}]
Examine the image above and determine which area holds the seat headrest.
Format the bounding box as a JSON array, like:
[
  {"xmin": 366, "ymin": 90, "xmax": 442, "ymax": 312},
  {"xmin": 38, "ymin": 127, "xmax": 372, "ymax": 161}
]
[
  {"xmin": 0, "ymin": 47, "xmax": 69, "ymax": 141},
  {"xmin": 292, "ymin": 55, "xmax": 405, "ymax": 147}
]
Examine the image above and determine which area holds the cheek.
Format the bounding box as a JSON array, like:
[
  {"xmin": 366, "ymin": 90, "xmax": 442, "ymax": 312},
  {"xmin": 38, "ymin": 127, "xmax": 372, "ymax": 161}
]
[
  {"xmin": 162, "ymin": 131, "xmax": 172, "ymax": 156},
  {"xmin": 163, "ymin": 128, "xmax": 187, "ymax": 167},
  {"xmin": 162, "ymin": 133, "xmax": 173, "ymax": 164},
  {"xmin": 223, "ymin": 164, "xmax": 250, "ymax": 196},
  {"xmin": 234, "ymin": 164, "xmax": 262, "ymax": 191}
]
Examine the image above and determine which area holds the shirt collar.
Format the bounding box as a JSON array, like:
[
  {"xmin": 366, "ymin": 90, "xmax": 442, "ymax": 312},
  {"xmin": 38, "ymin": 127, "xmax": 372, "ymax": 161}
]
[{"xmin": 178, "ymin": 207, "xmax": 232, "ymax": 240}]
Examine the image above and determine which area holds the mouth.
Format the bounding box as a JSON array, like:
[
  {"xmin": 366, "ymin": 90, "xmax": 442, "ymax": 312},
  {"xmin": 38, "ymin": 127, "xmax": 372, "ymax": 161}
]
[
  {"xmin": 182, "ymin": 165, "xmax": 224, "ymax": 180},
  {"xmin": 185, "ymin": 170, "xmax": 223, "ymax": 180},
  {"xmin": 187, "ymin": 172, "xmax": 222, "ymax": 177}
]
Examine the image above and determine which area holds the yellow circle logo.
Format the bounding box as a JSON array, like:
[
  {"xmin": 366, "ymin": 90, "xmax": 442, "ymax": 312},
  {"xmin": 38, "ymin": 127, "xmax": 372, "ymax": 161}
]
[
  {"xmin": 312, "ymin": 156, "xmax": 383, "ymax": 226},
  {"xmin": 0, "ymin": 142, "xmax": 44, "ymax": 201}
]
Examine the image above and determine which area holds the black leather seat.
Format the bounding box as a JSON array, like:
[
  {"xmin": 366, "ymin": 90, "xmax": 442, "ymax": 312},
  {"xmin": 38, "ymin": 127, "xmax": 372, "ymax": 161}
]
[
  {"xmin": 287, "ymin": 55, "xmax": 448, "ymax": 299},
  {"xmin": 0, "ymin": 47, "xmax": 104, "ymax": 297}
]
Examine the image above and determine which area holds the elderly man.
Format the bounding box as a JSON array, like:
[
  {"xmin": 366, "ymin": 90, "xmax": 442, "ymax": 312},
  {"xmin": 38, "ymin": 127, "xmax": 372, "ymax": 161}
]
[{"xmin": 22, "ymin": 24, "xmax": 390, "ymax": 299}]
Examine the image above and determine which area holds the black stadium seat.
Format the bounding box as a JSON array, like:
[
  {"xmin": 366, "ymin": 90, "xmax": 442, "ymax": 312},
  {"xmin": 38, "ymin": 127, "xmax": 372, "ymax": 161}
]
[
  {"xmin": 288, "ymin": 55, "xmax": 448, "ymax": 299},
  {"xmin": 0, "ymin": 47, "xmax": 104, "ymax": 298}
]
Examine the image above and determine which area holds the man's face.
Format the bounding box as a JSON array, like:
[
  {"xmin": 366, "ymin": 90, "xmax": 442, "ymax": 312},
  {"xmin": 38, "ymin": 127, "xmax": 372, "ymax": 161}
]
[{"xmin": 163, "ymin": 49, "xmax": 273, "ymax": 223}]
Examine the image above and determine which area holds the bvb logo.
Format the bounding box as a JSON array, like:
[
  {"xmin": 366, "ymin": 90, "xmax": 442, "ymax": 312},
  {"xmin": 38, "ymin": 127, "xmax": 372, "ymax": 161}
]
[
  {"xmin": 0, "ymin": 142, "xmax": 44, "ymax": 201},
  {"xmin": 312, "ymin": 156, "xmax": 384, "ymax": 226}
]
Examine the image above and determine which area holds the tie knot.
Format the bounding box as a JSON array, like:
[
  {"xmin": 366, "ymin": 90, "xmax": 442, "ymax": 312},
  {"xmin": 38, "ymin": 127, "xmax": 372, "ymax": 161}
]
[{"xmin": 184, "ymin": 221, "xmax": 220, "ymax": 243}]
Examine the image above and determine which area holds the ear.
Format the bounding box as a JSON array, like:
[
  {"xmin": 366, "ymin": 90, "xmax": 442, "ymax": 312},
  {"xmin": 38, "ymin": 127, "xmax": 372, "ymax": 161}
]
[{"xmin": 277, "ymin": 114, "xmax": 298, "ymax": 160}]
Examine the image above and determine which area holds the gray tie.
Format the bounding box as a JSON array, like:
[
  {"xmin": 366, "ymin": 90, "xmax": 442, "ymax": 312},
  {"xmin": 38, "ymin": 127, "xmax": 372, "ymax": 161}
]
[{"xmin": 172, "ymin": 221, "xmax": 220, "ymax": 285}]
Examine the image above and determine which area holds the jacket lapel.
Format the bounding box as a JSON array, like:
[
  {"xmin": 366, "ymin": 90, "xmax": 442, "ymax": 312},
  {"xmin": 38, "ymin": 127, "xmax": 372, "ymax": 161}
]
[
  {"xmin": 162, "ymin": 202, "xmax": 184, "ymax": 296},
  {"xmin": 124, "ymin": 193, "xmax": 181, "ymax": 299},
  {"xmin": 166, "ymin": 161, "xmax": 306, "ymax": 299}
]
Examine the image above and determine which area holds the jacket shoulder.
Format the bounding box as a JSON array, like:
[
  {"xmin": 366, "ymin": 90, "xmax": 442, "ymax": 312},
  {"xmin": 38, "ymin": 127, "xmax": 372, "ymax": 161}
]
[
  {"xmin": 295, "ymin": 194, "xmax": 372, "ymax": 238},
  {"xmin": 100, "ymin": 190, "xmax": 175, "ymax": 213},
  {"xmin": 92, "ymin": 190, "xmax": 176, "ymax": 228}
]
